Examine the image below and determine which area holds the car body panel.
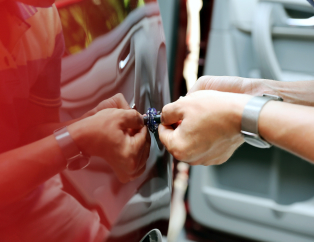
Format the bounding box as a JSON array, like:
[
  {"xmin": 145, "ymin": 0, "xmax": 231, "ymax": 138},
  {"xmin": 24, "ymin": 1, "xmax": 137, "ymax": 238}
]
[{"xmin": 56, "ymin": 1, "xmax": 172, "ymax": 241}]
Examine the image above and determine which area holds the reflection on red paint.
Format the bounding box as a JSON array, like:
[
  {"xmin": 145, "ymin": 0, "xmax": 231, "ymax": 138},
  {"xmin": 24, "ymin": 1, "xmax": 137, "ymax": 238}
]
[{"xmin": 0, "ymin": 0, "xmax": 171, "ymax": 241}]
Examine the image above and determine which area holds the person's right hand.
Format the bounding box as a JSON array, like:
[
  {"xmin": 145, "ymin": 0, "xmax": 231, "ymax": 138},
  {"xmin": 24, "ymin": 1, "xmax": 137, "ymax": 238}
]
[
  {"xmin": 188, "ymin": 76, "xmax": 278, "ymax": 96},
  {"xmin": 69, "ymin": 108, "xmax": 151, "ymax": 183},
  {"xmin": 158, "ymin": 90, "xmax": 251, "ymax": 166}
]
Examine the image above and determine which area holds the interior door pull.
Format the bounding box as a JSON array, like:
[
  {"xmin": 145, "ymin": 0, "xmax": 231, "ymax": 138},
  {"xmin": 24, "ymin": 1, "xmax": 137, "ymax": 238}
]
[
  {"xmin": 287, "ymin": 16, "xmax": 314, "ymax": 27},
  {"xmin": 119, "ymin": 53, "xmax": 130, "ymax": 70}
]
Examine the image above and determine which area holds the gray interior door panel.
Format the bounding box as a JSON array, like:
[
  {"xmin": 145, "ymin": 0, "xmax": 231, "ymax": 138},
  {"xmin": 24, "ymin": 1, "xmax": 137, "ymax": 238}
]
[{"xmin": 189, "ymin": 0, "xmax": 314, "ymax": 241}]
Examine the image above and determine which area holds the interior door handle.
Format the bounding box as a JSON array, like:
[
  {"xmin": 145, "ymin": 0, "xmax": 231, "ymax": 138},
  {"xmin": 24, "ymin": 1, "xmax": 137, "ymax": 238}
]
[
  {"xmin": 253, "ymin": 2, "xmax": 314, "ymax": 82},
  {"xmin": 287, "ymin": 16, "xmax": 314, "ymax": 27}
]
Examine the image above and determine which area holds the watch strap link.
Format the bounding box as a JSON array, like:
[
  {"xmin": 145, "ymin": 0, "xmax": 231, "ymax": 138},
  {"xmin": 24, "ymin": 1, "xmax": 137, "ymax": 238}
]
[
  {"xmin": 241, "ymin": 94, "xmax": 283, "ymax": 148},
  {"xmin": 54, "ymin": 127, "xmax": 81, "ymax": 160},
  {"xmin": 241, "ymin": 96, "xmax": 274, "ymax": 134}
]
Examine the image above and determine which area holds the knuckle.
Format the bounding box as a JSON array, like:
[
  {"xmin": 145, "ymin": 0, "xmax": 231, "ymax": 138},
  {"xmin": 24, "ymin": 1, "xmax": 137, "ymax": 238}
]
[
  {"xmin": 197, "ymin": 76, "xmax": 208, "ymax": 83},
  {"xmin": 107, "ymin": 97, "xmax": 117, "ymax": 109},
  {"xmin": 196, "ymin": 75, "xmax": 214, "ymax": 90},
  {"xmin": 172, "ymin": 151, "xmax": 183, "ymax": 161},
  {"xmin": 118, "ymin": 110, "xmax": 127, "ymax": 120},
  {"xmin": 120, "ymin": 147, "xmax": 129, "ymax": 160},
  {"xmin": 172, "ymin": 147, "xmax": 185, "ymax": 161},
  {"xmin": 162, "ymin": 104, "xmax": 171, "ymax": 116},
  {"xmin": 190, "ymin": 160, "xmax": 201, "ymax": 166},
  {"xmin": 128, "ymin": 159, "xmax": 137, "ymax": 173},
  {"xmin": 111, "ymin": 93, "xmax": 125, "ymax": 108},
  {"xmin": 129, "ymin": 109, "xmax": 138, "ymax": 118},
  {"xmin": 161, "ymin": 104, "xmax": 175, "ymax": 123},
  {"xmin": 115, "ymin": 93, "xmax": 124, "ymax": 99}
]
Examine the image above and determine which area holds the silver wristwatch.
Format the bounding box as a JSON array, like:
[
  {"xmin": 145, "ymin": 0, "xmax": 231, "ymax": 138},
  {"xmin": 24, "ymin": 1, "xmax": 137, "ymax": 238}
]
[
  {"xmin": 241, "ymin": 94, "xmax": 283, "ymax": 148},
  {"xmin": 54, "ymin": 126, "xmax": 91, "ymax": 170}
]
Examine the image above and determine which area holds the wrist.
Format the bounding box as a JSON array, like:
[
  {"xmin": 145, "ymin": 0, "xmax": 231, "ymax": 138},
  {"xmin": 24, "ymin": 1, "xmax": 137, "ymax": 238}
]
[
  {"xmin": 242, "ymin": 78, "xmax": 278, "ymax": 97},
  {"xmin": 241, "ymin": 94, "xmax": 283, "ymax": 148},
  {"xmin": 67, "ymin": 120, "xmax": 90, "ymax": 156},
  {"xmin": 230, "ymin": 94, "xmax": 252, "ymax": 133},
  {"xmin": 258, "ymin": 100, "xmax": 279, "ymax": 144}
]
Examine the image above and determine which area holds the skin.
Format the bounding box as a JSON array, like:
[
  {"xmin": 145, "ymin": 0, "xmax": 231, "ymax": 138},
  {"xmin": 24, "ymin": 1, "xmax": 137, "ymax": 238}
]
[
  {"xmin": 158, "ymin": 76, "xmax": 314, "ymax": 166},
  {"xmin": 0, "ymin": 94, "xmax": 150, "ymax": 208},
  {"xmin": 189, "ymin": 76, "xmax": 314, "ymax": 106}
]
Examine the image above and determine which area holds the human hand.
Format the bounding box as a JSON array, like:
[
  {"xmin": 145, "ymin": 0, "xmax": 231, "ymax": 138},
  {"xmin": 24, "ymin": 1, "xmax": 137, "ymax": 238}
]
[
  {"xmin": 158, "ymin": 90, "xmax": 251, "ymax": 166},
  {"xmin": 188, "ymin": 76, "xmax": 278, "ymax": 97},
  {"xmin": 69, "ymin": 108, "xmax": 150, "ymax": 183},
  {"xmin": 81, "ymin": 93, "xmax": 131, "ymax": 119}
]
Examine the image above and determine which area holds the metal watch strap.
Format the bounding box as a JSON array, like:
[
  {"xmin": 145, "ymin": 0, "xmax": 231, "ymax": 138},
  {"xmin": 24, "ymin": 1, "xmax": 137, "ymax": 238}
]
[
  {"xmin": 54, "ymin": 126, "xmax": 91, "ymax": 170},
  {"xmin": 241, "ymin": 94, "xmax": 283, "ymax": 148},
  {"xmin": 54, "ymin": 127, "xmax": 81, "ymax": 160}
]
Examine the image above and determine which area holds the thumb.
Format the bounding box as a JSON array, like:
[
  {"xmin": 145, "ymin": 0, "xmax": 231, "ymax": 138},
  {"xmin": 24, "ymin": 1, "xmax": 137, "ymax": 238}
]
[
  {"xmin": 119, "ymin": 109, "xmax": 144, "ymax": 130},
  {"xmin": 161, "ymin": 101, "xmax": 184, "ymax": 125},
  {"xmin": 158, "ymin": 124, "xmax": 175, "ymax": 151},
  {"xmin": 97, "ymin": 93, "xmax": 130, "ymax": 111}
]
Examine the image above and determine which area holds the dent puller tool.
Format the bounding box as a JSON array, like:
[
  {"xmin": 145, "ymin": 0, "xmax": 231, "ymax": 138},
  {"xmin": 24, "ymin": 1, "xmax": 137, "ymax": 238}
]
[
  {"xmin": 131, "ymin": 105, "xmax": 161, "ymax": 133},
  {"xmin": 143, "ymin": 108, "xmax": 161, "ymax": 133}
]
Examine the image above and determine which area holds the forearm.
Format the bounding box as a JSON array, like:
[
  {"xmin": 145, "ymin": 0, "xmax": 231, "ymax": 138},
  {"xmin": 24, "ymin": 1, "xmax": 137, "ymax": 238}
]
[
  {"xmin": 0, "ymin": 135, "xmax": 66, "ymax": 207},
  {"xmin": 248, "ymin": 79, "xmax": 314, "ymax": 106},
  {"xmin": 23, "ymin": 93, "xmax": 131, "ymax": 143},
  {"xmin": 193, "ymin": 76, "xmax": 314, "ymax": 107},
  {"xmin": 259, "ymin": 101, "xmax": 314, "ymax": 163},
  {"xmin": 27, "ymin": 118, "xmax": 79, "ymax": 141},
  {"xmin": 25, "ymin": 106, "xmax": 99, "ymax": 142}
]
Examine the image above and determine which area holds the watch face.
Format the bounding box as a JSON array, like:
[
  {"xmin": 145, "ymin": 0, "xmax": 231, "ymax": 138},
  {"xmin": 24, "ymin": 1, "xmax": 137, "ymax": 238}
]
[{"xmin": 67, "ymin": 155, "xmax": 91, "ymax": 170}]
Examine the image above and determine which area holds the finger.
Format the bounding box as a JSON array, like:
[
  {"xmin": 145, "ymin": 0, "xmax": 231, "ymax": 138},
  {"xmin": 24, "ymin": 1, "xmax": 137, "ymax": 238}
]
[
  {"xmin": 128, "ymin": 126, "xmax": 149, "ymax": 174},
  {"xmin": 130, "ymin": 125, "xmax": 148, "ymax": 155},
  {"xmin": 171, "ymin": 120, "xmax": 182, "ymax": 129},
  {"xmin": 161, "ymin": 101, "xmax": 184, "ymax": 125},
  {"xmin": 117, "ymin": 175, "xmax": 131, "ymax": 183},
  {"xmin": 158, "ymin": 124, "xmax": 175, "ymax": 151},
  {"xmin": 132, "ymin": 131, "xmax": 150, "ymax": 177},
  {"xmin": 110, "ymin": 93, "xmax": 131, "ymax": 109},
  {"xmin": 119, "ymin": 109, "xmax": 144, "ymax": 130},
  {"xmin": 114, "ymin": 169, "xmax": 131, "ymax": 183},
  {"xmin": 136, "ymin": 131, "xmax": 151, "ymax": 172},
  {"xmin": 97, "ymin": 93, "xmax": 130, "ymax": 111},
  {"xmin": 131, "ymin": 163, "xmax": 147, "ymax": 180},
  {"xmin": 188, "ymin": 76, "xmax": 212, "ymax": 94}
]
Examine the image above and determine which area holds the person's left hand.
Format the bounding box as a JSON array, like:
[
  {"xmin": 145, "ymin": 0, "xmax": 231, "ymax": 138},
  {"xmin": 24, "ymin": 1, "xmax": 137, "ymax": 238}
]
[{"xmin": 158, "ymin": 90, "xmax": 251, "ymax": 166}]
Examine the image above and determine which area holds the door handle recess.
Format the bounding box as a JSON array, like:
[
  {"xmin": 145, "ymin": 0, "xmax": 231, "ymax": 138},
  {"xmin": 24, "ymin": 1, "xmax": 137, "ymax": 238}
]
[
  {"xmin": 118, "ymin": 42, "xmax": 131, "ymax": 71},
  {"xmin": 287, "ymin": 16, "xmax": 314, "ymax": 27},
  {"xmin": 119, "ymin": 53, "xmax": 130, "ymax": 70},
  {"xmin": 252, "ymin": 2, "xmax": 314, "ymax": 82}
]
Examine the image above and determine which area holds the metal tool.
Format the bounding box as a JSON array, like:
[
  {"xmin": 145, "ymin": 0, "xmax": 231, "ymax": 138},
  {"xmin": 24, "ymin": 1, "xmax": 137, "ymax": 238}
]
[{"xmin": 143, "ymin": 108, "xmax": 161, "ymax": 133}]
